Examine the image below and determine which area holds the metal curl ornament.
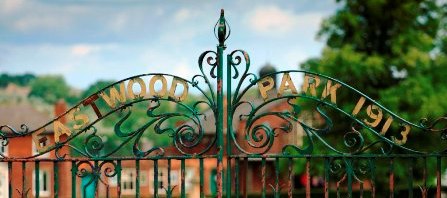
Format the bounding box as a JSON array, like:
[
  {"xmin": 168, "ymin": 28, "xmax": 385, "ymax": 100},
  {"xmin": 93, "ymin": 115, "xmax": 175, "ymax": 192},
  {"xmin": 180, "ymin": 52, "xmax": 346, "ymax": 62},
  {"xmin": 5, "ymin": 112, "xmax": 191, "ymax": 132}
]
[
  {"xmin": 84, "ymin": 127, "xmax": 104, "ymax": 158},
  {"xmin": 343, "ymin": 129, "xmax": 365, "ymax": 154},
  {"xmin": 99, "ymin": 161, "xmax": 118, "ymax": 178}
]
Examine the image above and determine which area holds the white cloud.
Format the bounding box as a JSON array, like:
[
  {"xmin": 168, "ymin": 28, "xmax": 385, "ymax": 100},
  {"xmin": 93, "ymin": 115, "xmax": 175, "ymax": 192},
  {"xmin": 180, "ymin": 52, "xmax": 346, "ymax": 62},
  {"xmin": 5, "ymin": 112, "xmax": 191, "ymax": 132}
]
[
  {"xmin": 174, "ymin": 8, "xmax": 193, "ymax": 23},
  {"xmin": 172, "ymin": 61, "xmax": 195, "ymax": 80},
  {"xmin": 13, "ymin": 16, "xmax": 71, "ymax": 32},
  {"xmin": 246, "ymin": 5, "xmax": 324, "ymax": 36},
  {"xmin": 71, "ymin": 45, "xmax": 96, "ymax": 56},
  {"xmin": 70, "ymin": 44, "xmax": 116, "ymax": 56},
  {"xmin": 0, "ymin": 0, "xmax": 24, "ymax": 14},
  {"xmin": 109, "ymin": 13, "xmax": 129, "ymax": 32}
]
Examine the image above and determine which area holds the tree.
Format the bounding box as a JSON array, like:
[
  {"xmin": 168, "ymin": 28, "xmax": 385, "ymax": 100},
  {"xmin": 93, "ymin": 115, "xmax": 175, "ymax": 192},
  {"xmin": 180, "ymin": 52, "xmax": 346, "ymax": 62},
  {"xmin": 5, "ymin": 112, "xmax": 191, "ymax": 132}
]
[
  {"xmin": 301, "ymin": 0, "xmax": 447, "ymax": 142},
  {"xmin": 0, "ymin": 73, "xmax": 36, "ymax": 87},
  {"xmin": 298, "ymin": 0, "xmax": 447, "ymax": 192},
  {"xmin": 28, "ymin": 75, "xmax": 72, "ymax": 104}
]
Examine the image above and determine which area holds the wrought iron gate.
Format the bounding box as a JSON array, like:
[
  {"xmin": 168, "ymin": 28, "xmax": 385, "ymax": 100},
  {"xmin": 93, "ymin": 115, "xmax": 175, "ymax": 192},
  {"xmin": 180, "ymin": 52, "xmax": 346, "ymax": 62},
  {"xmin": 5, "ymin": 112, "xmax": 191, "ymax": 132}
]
[{"xmin": 1, "ymin": 10, "xmax": 447, "ymax": 198}]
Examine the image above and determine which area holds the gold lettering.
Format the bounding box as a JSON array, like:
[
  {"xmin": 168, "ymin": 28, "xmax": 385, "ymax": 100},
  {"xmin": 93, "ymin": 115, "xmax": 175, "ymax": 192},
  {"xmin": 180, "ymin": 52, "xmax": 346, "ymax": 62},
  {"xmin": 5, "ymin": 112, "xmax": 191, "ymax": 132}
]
[
  {"xmin": 321, "ymin": 80, "xmax": 342, "ymax": 104},
  {"xmin": 380, "ymin": 116, "xmax": 394, "ymax": 135},
  {"xmin": 169, "ymin": 77, "xmax": 189, "ymax": 101},
  {"xmin": 257, "ymin": 76, "xmax": 275, "ymax": 100},
  {"xmin": 127, "ymin": 77, "xmax": 147, "ymax": 100},
  {"xmin": 54, "ymin": 120, "xmax": 72, "ymax": 143},
  {"xmin": 32, "ymin": 128, "xmax": 49, "ymax": 153},
  {"xmin": 67, "ymin": 107, "xmax": 89, "ymax": 130},
  {"xmin": 82, "ymin": 94, "xmax": 102, "ymax": 118},
  {"xmin": 352, "ymin": 97, "xmax": 366, "ymax": 116},
  {"xmin": 100, "ymin": 82, "xmax": 127, "ymax": 108},
  {"xmin": 277, "ymin": 73, "xmax": 298, "ymax": 97},
  {"xmin": 392, "ymin": 124, "xmax": 410, "ymax": 145},
  {"xmin": 301, "ymin": 75, "xmax": 320, "ymax": 96},
  {"xmin": 149, "ymin": 75, "xmax": 168, "ymax": 97},
  {"xmin": 363, "ymin": 105, "xmax": 383, "ymax": 127}
]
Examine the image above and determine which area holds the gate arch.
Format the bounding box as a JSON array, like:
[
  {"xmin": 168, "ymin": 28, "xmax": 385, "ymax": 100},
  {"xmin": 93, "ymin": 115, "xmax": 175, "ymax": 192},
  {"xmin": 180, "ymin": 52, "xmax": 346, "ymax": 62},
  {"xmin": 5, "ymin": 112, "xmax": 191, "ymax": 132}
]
[{"xmin": 1, "ymin": 9, "xmax": 446, "ymax": 198}]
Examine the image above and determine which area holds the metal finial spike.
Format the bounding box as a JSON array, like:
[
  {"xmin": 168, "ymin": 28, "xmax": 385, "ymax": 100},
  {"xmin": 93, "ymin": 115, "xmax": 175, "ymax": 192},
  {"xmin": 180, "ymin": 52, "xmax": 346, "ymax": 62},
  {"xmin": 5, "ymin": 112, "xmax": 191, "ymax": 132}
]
[{"xmin": 217, "ymin": 9, "xmax": 227, "ymax": 47}]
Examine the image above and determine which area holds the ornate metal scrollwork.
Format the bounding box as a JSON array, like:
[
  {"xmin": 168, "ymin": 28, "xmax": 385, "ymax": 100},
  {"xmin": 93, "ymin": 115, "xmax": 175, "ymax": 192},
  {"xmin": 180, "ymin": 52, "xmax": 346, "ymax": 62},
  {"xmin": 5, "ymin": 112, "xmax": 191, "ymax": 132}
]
[{"xmin": 0, "ymin": 9, "xmax": 446, "ymax": 161}]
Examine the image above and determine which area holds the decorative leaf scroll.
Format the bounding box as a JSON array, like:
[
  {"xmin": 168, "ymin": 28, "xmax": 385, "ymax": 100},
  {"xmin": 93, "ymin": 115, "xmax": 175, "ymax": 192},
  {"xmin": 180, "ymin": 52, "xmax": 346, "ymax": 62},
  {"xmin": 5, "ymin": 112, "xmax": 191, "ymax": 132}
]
[
  {"xmin": 0, "ymin": 10, "xmax": 446, "ymax": 160},
  {"xmin": 229, "ymin": 62, "xmax": 447, "ymax": 155},
  {"xmin": 0, "ymin": 49, "xmax": 220, "ymax": 159}
]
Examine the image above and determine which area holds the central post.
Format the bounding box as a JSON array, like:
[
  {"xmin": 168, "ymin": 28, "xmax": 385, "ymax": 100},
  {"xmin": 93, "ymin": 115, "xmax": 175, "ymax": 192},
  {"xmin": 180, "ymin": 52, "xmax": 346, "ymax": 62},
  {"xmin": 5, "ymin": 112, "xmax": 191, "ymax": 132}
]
[{"xmin": 216, "ymin": 9, "xmax": 227, "ymax": 198}]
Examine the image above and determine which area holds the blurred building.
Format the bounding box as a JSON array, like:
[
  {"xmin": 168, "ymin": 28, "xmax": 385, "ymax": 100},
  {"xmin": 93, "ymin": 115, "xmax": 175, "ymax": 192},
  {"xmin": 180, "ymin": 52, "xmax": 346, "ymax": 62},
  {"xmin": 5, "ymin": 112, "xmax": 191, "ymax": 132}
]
[{"xmin": 0, "ymin": 96, "xmax": 71, "ymax": 198}]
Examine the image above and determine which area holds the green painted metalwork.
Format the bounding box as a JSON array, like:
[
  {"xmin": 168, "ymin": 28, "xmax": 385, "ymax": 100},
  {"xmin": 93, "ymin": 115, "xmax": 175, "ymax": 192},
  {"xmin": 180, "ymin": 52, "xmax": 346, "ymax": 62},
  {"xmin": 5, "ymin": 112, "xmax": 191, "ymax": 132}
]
[
  {"xmin": 153, "ymin": 159, "xmax": 158, "ymax": 198},
  {"xmin": 35, "ymin": 161, "xmax": 40, "ymax": 198},
  {"xmin": 71, "ymin": 161, "xmax": 77, "ymax": 198},
  {"xmin": 0, "ymin": 9, "xmax": 446, "ymax": 198},
  {"xmin": 180, "ymin": 159, "xmax": 185, "ymax": 198},
  {"xmin": 54, "ymin": 161, "xmax": 59, "ymax": 198}
]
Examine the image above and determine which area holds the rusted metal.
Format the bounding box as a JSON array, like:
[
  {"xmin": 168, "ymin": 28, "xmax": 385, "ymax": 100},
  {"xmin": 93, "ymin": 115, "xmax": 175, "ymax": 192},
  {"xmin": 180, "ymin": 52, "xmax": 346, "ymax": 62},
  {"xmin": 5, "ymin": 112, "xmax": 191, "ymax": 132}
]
[
  {"xmin": 181, "ymin": 159, "xmax": 186, "ymax": 198},
  {"xmin": 0, "ymin": 9, "xmax": 445, "ymax": 198},
  {"xmin": 389, "ymin": 158, "xmax": 394, "ymax": 198},
  {"xmin": 288, "ymin": 158, "xmax": 292, "ymax": 198},
  {"xmin": 437, "ymin": 156, "xmax": 441, "ymax": 198},
  {"xmin": 261, "ymin": 157, "xmax": 266, "ymax": 198},
  {"xmin": 306, "ymin": 158, "xmax": 310, "ymax": 198},
  {"xmin": 216, "ymin": 158, "xmax": 223, "ymax": 198}
]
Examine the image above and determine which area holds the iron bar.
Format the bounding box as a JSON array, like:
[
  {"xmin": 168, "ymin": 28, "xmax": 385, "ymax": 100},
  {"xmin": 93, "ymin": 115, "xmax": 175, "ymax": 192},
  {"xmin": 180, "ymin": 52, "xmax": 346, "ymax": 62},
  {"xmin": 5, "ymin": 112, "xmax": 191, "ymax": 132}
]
[
  {"xmin": 368, "ymin": 158, "xmax": 376, "ymax": 198},
  {"xmin": 226, "ymin": 53, "xmax": 232, "ymax": 198},
  {"xmin": 200, "ymin": 158, "xmax": 204, "ymax": 198},
  {"xmin": 21, "ymin": 161, "xmax": 25, "ymax": 198},
  {"xmin": 8, "ymin": 161, "xmax": 12, "ymax": 198},
  {"xmin": 154, "ymin": 159, "xmax": 158, "ymax": 198},
  {"xmin": 53, "ymin": 161, "xmax": 59, "ymax": 198},
  {"xmin": 275, "ymin": 157, "xmax": 280, "ymax": 198},
  {"xmin": 167, "ymin": 159, "xmax": 171, "ymax": 198},
  {"xmin": 437, "ymin": 156, "xmax": 441, "ymax": 198},
  {"xmin": 347, "ymin": 158, "xmax": 353, "ymax": 198},
  {"xmin": 35, "ymin": 161, "xmax": 40, "ymax": 198},
  {"xmin": 261, "ymin": 157, "xmax": 266, "ymax": 198},
  {"xmin": 306, "ymin": 158, "xmax": 310, "ymax": 198},
  {"xmin": 235, "ymin": 158, "xmax": 240, "ymax": 198},
  {"xmin": 324, "ymin": 157, "xmax": 329, "ymax": 198},
  {"xmin": 389, "ymin": 158, "xmax": 394, "ymax": 198},
  {"xmin": 71, "ymin": 161, "xmax": 76, "ymax": 198},
  {"xmin": 288, "ymin": 158, "xmax": 293, "ymax": 198},
  {"xmin": 408, "ymin": 158, "xmax": 413, "ymax": 198},
  {"xmin": 117, "ymin": 160, "xmax": 122, "ymax": 198},
  {"xmin": 181, "ymin": 159, "xmax": 185, "ymax": 198},
  {"xmin": 136, "ymin": 159, "xmax": 140, "ymax": 198}
]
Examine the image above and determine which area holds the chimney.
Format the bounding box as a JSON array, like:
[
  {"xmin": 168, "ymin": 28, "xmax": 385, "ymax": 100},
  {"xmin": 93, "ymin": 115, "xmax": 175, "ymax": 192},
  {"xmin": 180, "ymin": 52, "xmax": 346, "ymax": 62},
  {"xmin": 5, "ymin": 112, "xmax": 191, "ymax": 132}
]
[
  {"xmin": 54, "ymin": 99, "xmax": 68, "ymax": 124},
  {"xmin": 259, "ymin": 63, "xmax": 278, "ymax": 98}
]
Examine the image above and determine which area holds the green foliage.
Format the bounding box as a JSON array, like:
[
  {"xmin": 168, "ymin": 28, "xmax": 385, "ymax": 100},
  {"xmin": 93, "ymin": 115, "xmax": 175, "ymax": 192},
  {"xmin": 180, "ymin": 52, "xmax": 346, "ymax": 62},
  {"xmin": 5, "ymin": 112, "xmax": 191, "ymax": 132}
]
[
  {"xmin": 71, "ymin": 80, "xmax": 207, "ymax": 156},
  {"xmin": 28, "ymin": 75, "xmax": 72, "ymax": 104},
  {"xmin": 302, "ymin": 0, "xmax": 447, "ymax": 135},
  {"xmin": 0, "ymin": 73, "xmax": 35, "ymax": 87},
  {"xmin": 81, "ymin": 80, "xmax": 116, "ymax": 100},
  {"xmin": 298, "ymin": 0, "xmax": 447, "ymax": 187}
]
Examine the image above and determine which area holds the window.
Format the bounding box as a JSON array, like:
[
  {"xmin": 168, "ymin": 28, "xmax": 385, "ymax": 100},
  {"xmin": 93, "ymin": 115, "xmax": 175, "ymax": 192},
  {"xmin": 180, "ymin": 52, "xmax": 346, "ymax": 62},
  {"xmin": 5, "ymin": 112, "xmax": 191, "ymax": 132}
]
[
  {"xmin": 32, "ymin": 140, "xmax": 49, "ymax": 158},
  {"xmin": 109, "ymin": 169, "xmax": 147, "ymax": 195},
  {"xmin": 0, "ymin": 141, "xmax": 7, "ymax": 157},
  {"xmin": 32, "ymin": 170, "xmax": 51, "ymax": 197},
  {"xmin": 0, "ymin": 163, "xmax": 8, "ymax": 198},
  {"xmin": 149, "ymin": 168, "xmax": 179, "ymax": 194},
  {"xmin": 121, "ymin": 169, "xmax": 135, "ymax": 194}
]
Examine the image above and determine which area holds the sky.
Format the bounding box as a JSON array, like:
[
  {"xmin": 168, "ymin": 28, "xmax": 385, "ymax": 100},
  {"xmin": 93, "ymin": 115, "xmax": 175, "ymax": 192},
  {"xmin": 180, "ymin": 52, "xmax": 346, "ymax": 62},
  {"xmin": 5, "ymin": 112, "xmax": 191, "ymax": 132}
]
[{"xmin": 0, "ymin": 0, "xmax": 338, "ymax": 90}]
